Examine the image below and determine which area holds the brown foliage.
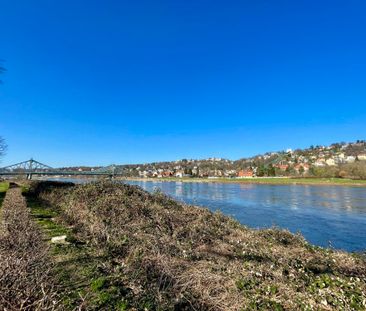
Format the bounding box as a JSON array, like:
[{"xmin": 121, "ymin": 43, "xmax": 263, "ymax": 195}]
[
  {"xmin": 0, "ymin": 187, "xmax": 58, "ymax": 310},
  {"xmin": 30, "ymin": 181, "xmax": 366, "ymax": 310}
]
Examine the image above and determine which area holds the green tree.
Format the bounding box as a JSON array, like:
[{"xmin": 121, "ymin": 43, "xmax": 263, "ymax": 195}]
[
  {"xmin": 256, "ymin": 164, "xmax": 266, "ymax": 177},
  {"xmin": 298, "ymin": 166, "xmax": 305, "ymax": 176},
  {"xmin": 267, "ymin": 164, "xmax": 276, "ymax": 176}
]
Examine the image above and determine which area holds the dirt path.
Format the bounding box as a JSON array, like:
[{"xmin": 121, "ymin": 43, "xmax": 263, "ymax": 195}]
[{"xmin": 0, "ymin": 186, "xmax": 59, "ymax": 310}]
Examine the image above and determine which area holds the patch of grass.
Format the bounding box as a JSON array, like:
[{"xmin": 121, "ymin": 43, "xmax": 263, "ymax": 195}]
[
  {"xmin": 27, "ymin": 197, "xmax": 69, "ymax": 238},
  {"xmin": 0, "ymin": 181, "xmax": 9, "ymax": 192},
  {"xmin": 0, "ymin": 182, "xmax": 9, "ymax": 207}
]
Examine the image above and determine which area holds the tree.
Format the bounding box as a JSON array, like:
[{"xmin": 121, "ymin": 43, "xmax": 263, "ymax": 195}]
[
  {"xmin": 0, "ymin": 136, "xmax": 7, "ymax": 162},
  {"xmin": 298, "ymin": 166, "xmax": 305, "ymax": 176},
  {"xmin": 256, "ymin": 164, "xmax": 266, "ymax": 177},
  {"xmin": 267, "ymin": 164, "xmax": 276, "ymax": 176}
]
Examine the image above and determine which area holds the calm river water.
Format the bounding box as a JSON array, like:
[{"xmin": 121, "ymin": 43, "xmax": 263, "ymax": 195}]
[
  {"xmin": 126, "ymin": 181, "xmax": 366, "ymax": 252},
  {"xmin": 47, "ymin": 178, "xmax": 366, "ymax": 252}
]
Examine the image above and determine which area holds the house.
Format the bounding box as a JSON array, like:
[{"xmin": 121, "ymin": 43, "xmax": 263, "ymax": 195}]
[
  {"xmin": 275, "ymin": 164, "xmax": 289, "ymax": 171},
  {"xmin": 175, "ymin": 171, "xmax": 184, "ymax": 178},
  {"xmin": 314, "ymin": 158, "xmax": 326, "ymax": 167},
  {"xmin": 357, "ymin": 154, "xmax": 366, "ymax": 161},
  {"xmin": 325, "ymin": 158, "xmax": 336, "ymax": 166},
  {"xmin": 294, "ymin": 164, "xmax": 310, "ymax": 172},
  {"xmin": 237, "ymin": 169, "xmax": 254, "ymax": 178},
  {"xmin": 162, "ymin": 171, "xmax": 173, "ymax": 177},
  {"xmin": 345, "ymin": 156, "xmax": 356, "ymax": 163}
]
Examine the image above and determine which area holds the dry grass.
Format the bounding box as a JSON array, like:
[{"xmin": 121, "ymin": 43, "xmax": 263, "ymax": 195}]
[
  {"xmin": 0, "ymin": 186, "xmax": 59, "ymax": 310},
  {"xmin": 29, "ymin": 181, "xmax": 366, "ymax": 310}
]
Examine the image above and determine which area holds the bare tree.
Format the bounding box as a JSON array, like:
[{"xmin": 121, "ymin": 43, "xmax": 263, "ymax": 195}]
[{"xmin": 0, "ymin": 136, "xmax": 6, "ymax": 161}]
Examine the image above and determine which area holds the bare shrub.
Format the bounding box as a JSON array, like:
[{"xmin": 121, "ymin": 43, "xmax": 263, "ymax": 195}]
[
  {"xmin": 0, "ymin": 187, "xmax": 59, "ymax": 310},
  {"xmin": 31, "ymin": 181, "xmax": 366, "ymax": 310}
]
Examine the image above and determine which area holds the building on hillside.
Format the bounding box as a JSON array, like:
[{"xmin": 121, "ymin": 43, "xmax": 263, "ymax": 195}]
[
  {"xmin": 357, "ymin": 154, "xmax": 366, "ymax": 161},
  {"xmin": 162, "ymin": 171, "xmax": 173, "ymax": 177},
  {"xmin": 191, "ymin": 166, "xmax": 199, "ymax": 176},
  {"xmin": 237, "ymin": 169, "xmax": 254, "ymax": 178},
  {"xmin": 224, "ymin": 169, "xmax": 237, "ymax": 177},
  {"xmin": 345, "ymin": 156, "xmax": 356, "ymax": 163},
  {"xmin": 275, "ymin": 164, "xmax": 289, "ymax": 171},
  {"xmin": 294, "ymin": 164, "xmax": 310, "ymax": 172},
  {"xmin": 314, "ymin": 158, "xmax": 326, "ymax": 167},
  {"xmin": 325, "ymin": 158, "xmax": 336, "ymax": 166},
  {"xmin": 175, "ymin": 171, "xmax": 184, "ymax": 178}
]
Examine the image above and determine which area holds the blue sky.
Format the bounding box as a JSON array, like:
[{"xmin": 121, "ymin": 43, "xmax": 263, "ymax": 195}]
[{"xmin": 1, "ymin": 0, "xmax": 365, "ymax": 167}]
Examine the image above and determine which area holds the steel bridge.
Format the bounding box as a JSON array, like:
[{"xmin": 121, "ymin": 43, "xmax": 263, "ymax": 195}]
[{"xmin": 0, "ymin": 159, "xmax": 120, "ymax": 180}]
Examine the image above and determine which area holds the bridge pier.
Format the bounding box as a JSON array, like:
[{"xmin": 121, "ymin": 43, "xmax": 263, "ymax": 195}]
[{"xmin": 27, "ymin": 173, "xmax": 33, "ymax": 180}]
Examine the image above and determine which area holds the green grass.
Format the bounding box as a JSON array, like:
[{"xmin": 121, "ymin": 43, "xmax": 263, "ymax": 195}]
[
  {"xmin": 27, "ymin": 197, "xmax": 69, "ymax": 237},
  {"xmin": 0, "ymin": 181, "xmax": 9, "ymax": 192},
  {"xmin": 0, "ymin": 181, "xmax": 9, "ymax": 207}
]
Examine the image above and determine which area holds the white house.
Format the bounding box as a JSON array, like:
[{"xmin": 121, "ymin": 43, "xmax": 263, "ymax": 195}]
[
  {"xmin": 345, "ymin": 156, "xmax": 356, "ymax": 163},
  {"xmin": 325, "ymin": 158, "xmax": 336, "ymax": 166}
]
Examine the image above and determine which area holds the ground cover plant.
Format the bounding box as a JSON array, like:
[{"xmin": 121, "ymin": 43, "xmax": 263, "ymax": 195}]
[
  {"xmin": 0, "ymin": 181, "xmax": 9, "ymax": 207},
  {"xmin": 27, "ymin": 181, "xmax": 366, "ymax": 310}
]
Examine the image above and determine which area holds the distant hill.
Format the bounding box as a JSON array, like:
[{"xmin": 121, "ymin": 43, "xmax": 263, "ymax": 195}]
[{"xmin": 60, "ymin": 140, "xmax": 366, "ymax": 179}]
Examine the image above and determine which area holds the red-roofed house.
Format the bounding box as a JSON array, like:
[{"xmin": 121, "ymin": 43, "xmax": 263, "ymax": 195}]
[{"xmin": 237, "ymin": 169, "xmax": 254, "ymax": 178}]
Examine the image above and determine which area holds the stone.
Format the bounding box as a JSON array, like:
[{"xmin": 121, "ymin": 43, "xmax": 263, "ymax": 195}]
[{"xmin": 51, "ymin": 235, "xmax": 69, "ymax": 244}]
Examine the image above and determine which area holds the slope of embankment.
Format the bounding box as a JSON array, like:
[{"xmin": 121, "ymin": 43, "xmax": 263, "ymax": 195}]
[{"xmin": 22, "ymin": 181, "xmax": 366, "ymax": 310}]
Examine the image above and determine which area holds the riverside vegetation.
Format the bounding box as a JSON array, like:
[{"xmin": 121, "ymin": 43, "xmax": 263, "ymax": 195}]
[{"xmin": 0, "ymin": 180, "xmax": 365, "ymax": 310}]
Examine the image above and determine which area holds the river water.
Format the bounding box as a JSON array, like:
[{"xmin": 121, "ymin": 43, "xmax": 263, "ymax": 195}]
[{"xmin": 46, "ymin": 178, "xmax": 366, "ymax": 252}]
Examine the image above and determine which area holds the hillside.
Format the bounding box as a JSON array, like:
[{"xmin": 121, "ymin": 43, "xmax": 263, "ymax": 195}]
[
  {"xmin": 59, "ymin": 140, "xmax": 366, "ymax": 179},
  {"xmin": 0, "ymin": 181, "xmax": 364, "ymax": 310}
]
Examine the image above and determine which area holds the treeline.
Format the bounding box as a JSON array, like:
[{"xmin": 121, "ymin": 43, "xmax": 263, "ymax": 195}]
[{"xmin": 311, "ymin": 161, "xmax": 366, "ymax": 179}]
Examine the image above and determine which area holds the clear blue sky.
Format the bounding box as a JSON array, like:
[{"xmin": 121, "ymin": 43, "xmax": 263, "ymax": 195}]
[{"xmin": 1, "ymin": 0, "xmax": 365, "ymax": 167}]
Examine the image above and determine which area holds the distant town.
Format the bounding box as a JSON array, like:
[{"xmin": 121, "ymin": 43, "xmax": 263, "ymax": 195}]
[{"xmin": 60, "ymin": 140, "xmax": 366, "ymax": 180}]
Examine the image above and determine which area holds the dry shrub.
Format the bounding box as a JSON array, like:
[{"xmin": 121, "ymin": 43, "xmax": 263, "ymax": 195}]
[
  {"xmin": 0, "ymin": 187, "xmax": 59, "ymax": 310},
  {"xmin": 31, "ymin": 181, "xmax": 366, "ymax": 310}
]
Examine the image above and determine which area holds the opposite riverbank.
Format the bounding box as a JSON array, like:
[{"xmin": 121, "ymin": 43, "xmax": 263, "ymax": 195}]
[{"xmin": 122, "ymin": 177, "xmax": 366, "ymax": 187}]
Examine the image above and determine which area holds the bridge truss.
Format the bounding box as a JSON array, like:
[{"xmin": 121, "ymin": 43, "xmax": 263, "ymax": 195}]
[
  {"xmin": 0, "ymin": 158, "xmax": 54, "ymax": 173},
  {"xmin": 0, "ymin": 159, "xmax": 120, "ymax": 179}
]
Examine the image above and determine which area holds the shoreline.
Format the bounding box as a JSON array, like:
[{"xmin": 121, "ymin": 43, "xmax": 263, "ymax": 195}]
[{"xmin": 121, "ymin": 177, "xmax": 366, "ymax": 187}]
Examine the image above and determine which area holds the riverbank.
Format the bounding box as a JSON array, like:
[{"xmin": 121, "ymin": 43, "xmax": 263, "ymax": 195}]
[
  {"xmin": 4, "ymin": 180, "xmax": 363, "ymax": 310},
  {"xmin": 122, "ymin": 176, "xmax": 366, "ymax": 187}
]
